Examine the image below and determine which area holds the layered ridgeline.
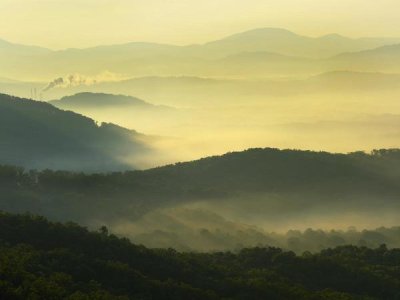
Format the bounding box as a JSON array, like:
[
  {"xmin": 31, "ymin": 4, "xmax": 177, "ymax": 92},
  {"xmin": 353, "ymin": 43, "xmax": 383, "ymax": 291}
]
[
  {"xmin": 0, "ymin": 93, "xmax": 153, "ymax": 171},
  {"xmin": 49, "ymin": 92, "xmax": 157, "ymax": 109},
  {"xmin": 39, "ymin": 71, "xmax": 400, "ymax": 106},
  {"xmin": 4, "ymin": 71, "xmax": 400, "ymax": 108},
  {"xmin": 48, "ymin": 92, "xmax": 176, "ymax": 133},
  {"xmin": 0, "ymin": 211, "xmax": 399, "ymax": 300},
  {"xmin": 196, "ymin": 28, "xmax": 400, "ymax": 58},
  {"xmin": 2, "ymin": 28, "xmax": 400, "ymax": 82},
  {"xmin": 1, "ymin": 147, "xmax": 400, "ymax": 250}
]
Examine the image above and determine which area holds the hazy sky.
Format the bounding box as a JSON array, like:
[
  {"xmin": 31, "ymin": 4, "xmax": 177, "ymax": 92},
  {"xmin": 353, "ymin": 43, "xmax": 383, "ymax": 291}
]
[{"xmin": 1, "ymin": 0, "xmax": 400, "ymax": 49}]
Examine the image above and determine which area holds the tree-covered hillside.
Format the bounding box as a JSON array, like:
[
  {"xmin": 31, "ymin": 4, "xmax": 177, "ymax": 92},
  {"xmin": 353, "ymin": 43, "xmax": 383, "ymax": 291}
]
[
  {"xmin": 0, "ymin": 212, "xmax": 399, "ymax": 299},
  {"xmin": 0, "ymin": 147, "xmax": 399, "ymax": 225},
  {"xmin": 0, "ymin": 93, "xmax": 151, "ymax": 171}
]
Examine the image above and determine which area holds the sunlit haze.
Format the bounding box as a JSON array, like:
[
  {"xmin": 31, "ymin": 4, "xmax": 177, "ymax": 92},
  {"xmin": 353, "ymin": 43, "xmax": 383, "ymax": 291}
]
[
  {"xmin": 1, "ymin": 3, "xmax": 400, "ymax": 292},
  {"xmin": 1, "ymin": 0, "xmax": 400, "ymax": 49}
]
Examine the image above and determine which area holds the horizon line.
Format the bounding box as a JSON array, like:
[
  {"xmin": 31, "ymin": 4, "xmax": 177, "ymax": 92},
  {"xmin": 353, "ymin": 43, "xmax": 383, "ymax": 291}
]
[{"xmin": 2, "ymin": 27, "xmax": 400, "ymax": 52}]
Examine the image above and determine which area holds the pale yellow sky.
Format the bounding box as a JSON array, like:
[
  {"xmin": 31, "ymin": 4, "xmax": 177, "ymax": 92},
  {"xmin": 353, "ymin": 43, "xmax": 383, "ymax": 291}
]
[{"xmin": 0, "ymin": 0, "xmax": 399, "ymax": 49}]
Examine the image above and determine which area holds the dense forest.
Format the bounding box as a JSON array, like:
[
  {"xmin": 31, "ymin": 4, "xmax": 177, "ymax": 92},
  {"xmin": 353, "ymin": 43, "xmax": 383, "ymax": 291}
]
[
  {"xmin": 0, "ymin": 93, "xmax": 151, "ymax": 171},
  {"xmin": 1, "ymin": 146, "xmax": 400, "ymax": 251},
  {"xmin": 0, "ymin": 211, "xmax": 399, "ymax": 299},
  {"xmin": 1, "ymin": 147, "xmax": 399, "ymax": 221}
]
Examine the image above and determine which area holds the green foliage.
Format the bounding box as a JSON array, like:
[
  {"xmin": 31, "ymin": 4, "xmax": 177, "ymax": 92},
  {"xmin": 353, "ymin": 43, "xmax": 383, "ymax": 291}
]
[
  {"xmin": 1, "ymin": 147, "xmax": 400, "ymax": 224},
  {"xmin": 0, "ymin": 212, "xmax": 400, "ymax": 299}
]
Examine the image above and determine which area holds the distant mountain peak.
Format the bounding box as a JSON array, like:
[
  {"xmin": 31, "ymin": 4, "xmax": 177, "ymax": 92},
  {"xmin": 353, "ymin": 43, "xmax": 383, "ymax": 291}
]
[
  {"xmin": 222, "ymin": 27, "xmax": 300, "ymax": 40},
  {"xmin": 242, "ymin": 27, "xmax": 297, "ymax": 34},
  {"xmin": 318, "ymin": 33, "xmax": 349, "ymax": 40}
]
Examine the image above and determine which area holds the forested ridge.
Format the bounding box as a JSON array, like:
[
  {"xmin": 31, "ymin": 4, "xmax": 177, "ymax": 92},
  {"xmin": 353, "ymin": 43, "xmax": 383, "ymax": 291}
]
[
  {"xmin": 0, "ymin": 93, "xmax": 149, "ymax": 171},
  {"xmin": 1, "ymin": 147, "xmax": 400, "ymax": 222},
  {"xmin": 0, "ymin": 212, "xmax": 400, "ymax": 299}
]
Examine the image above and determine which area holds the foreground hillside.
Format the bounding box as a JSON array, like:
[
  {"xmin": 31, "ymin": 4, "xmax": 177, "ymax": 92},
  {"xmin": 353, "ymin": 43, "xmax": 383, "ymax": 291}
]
[
  {"xmin": 1, "ymin": 147, "xmax": 400, "ymax": 251},
  {"xmin": 1, "ymin": 147, "xmax": 399, "ymax": 219},
  {"xmin": 0, "ymin": 93, "xmax": 152, "ymax": 171},
  {"xmin": 0, "ymin": 212, "xmax": 399, "ymax": 300}
]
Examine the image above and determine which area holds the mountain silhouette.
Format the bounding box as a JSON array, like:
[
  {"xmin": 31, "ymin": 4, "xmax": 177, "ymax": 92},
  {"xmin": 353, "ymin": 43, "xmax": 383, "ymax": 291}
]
[{"xmin": 0, "ymin": 93, "xmax": 152, "ymax": 171}]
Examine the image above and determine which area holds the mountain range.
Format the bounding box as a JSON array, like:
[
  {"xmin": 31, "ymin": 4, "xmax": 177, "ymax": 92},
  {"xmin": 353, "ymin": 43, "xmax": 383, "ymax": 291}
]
[
  {"xmin": 0, "ymin": 92, "xmax": 400, "ymax": 249},
  {"xmin": 2, "ymin": 28, "xmax": 400, "ymax": 81},
  {"xmin": 196, "ymin": 28, "xmax": 400, "ymax": 58}
]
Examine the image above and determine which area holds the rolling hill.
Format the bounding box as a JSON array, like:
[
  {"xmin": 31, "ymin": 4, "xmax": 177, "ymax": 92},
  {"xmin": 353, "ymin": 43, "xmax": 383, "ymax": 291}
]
[
  {"xmin": 2, "ymin": 28, "xmax": 400, "ymax": 81},
  {"xmin": 0, "ymin": 38, "xmax": 51, "ymax": 56},
  {"xmin": 46, "ymin": 92, "xmax": 178, "ymax": 136},
  {"xmin": 50, "ymin": 92, "xmax": 156, "ymax": 108},
  {"xmin": 307, "ymin": 71, "xmax": 400, "ymax": 90},
  {"xmin": 0, "ymin": 93, "xmax": 152, "ymax": 171},
  {"xmin": 42, "ymin": 71, "xmax": 400, "ymax": 106},
  {"xmin": 326, "ymin": 44, "xmax": 400, "ymax": 73},
  {"xmin": 1, "ymin": 212, "xmax": 399, "ymax": 299},
  {"xmin": 1, "ymin": 147, "xmax": 400, "ymax": 226},
  {"xmin": 197, "ymin": 28, "xmax": 400, "ymax": 58}
]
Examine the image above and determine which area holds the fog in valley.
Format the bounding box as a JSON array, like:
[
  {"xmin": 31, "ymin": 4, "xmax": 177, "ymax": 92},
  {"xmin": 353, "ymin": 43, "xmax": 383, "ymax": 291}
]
[
  {"xmin": 111, "ymin": 198, "xmax": 400, "ymax": 253},
  {"xmin": 1, "ymin": 26, "xmax": 400, "ymax": 253},
  {"xmin": 4, "ymin": 3, "xmax": 400, "ymax": 298},
  {"xmin": 4, "ymin": 72, "xmax": 400, "ymax": 166}
]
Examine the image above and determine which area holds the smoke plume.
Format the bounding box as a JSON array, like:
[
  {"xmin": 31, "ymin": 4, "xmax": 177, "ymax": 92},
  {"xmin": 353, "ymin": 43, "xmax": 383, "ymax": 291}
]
[{"xmin": 43, "ymin": 71, "xmax": 126, "ymax": 92}]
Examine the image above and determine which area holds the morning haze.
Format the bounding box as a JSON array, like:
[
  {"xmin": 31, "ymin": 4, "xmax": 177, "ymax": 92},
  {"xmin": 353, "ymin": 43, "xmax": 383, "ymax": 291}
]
[
  {"xmin": 0, "ymin": 2, "xmax": 400, "ymax": 298},
  {"xmin": 1, "ymin": 0, "xmax": 400, "ymax": 49}
]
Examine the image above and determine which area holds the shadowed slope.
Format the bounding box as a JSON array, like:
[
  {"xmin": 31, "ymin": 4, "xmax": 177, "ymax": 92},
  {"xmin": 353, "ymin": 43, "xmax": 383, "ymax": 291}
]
[{"xmin": 0, "ymin": 93, "xmax": 151, "ymax": 171}]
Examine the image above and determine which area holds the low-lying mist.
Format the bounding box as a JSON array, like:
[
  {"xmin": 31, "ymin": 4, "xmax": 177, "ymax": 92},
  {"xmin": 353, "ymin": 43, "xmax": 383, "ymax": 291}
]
[
  {"xmin": 3, "ymin": 70, "xmax": 400, "ymax": 166},
  {"xmin": 110, "ymin": 199, "xmax": 400, "ymax": 253},
  {"xmin": 1, "ymin": 147, "xmax": 399, "ymax": 253}
]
